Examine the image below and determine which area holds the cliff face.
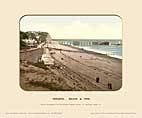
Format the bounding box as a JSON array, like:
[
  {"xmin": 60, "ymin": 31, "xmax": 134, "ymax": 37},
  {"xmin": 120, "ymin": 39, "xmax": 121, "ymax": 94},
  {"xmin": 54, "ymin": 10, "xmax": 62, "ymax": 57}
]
[{"xmin": 47, "ymin": 34, "xmax": 52, "ymax": 42}]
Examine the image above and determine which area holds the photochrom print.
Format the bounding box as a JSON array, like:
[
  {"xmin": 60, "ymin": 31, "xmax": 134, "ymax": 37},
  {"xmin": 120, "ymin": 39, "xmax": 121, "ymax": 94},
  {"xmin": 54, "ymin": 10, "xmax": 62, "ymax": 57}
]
[{"xmin": 20, "ymin": 15, "xmax": 122, "ymax": 91}]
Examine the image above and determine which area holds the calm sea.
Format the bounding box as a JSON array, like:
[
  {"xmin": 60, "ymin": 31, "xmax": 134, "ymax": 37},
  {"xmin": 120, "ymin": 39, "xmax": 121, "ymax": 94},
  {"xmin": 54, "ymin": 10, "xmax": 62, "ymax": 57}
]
[
  {"xmin": 77, "ymin": 45, "xmax": 122, "ymax": 59},
  {"xmin": 55, "ymin": 39, "xmax": 122, "ymax": 59}
]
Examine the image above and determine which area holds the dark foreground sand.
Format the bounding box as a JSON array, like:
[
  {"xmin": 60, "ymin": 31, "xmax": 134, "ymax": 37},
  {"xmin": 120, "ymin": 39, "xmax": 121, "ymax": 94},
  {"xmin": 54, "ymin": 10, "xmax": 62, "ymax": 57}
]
[{"xmin": 20, "ymin": 44, "xmax": 122, "ymax": 91}]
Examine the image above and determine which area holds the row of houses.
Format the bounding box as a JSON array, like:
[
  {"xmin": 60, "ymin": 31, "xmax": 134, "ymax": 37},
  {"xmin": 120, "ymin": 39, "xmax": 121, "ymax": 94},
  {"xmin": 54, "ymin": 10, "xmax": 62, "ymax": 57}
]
[
  {"xmin": 23, "ymin": 38, "xmax": 38, "ymax": 48},
  {"xmin": 22, "ymin": 33, "xmax": 52, "ymax": 48}
]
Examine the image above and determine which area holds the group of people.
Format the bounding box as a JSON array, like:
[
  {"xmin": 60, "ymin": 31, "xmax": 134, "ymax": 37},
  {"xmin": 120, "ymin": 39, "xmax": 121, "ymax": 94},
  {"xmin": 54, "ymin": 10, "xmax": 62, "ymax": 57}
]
[{"xmin": 95, "ymin": 77, "xmax": 112, "ymax": 89}]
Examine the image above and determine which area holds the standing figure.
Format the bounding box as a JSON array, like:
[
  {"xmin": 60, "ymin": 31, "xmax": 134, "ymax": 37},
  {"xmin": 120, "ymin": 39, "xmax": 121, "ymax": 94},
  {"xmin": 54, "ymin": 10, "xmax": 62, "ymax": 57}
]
[
  {"xmin": 108, "ymin": 82, "xmax": 112, "ymax": 89},
  {"xmin": 96, "ymin": 77, "xmax": 100, "ymax": 83}
]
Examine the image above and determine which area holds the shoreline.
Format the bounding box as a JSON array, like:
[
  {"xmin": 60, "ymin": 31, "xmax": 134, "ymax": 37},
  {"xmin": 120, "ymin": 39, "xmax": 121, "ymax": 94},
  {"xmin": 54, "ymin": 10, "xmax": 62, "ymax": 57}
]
[{"xmin": 57, "ymin": 44, "xmax": 122, "ymax": 60}]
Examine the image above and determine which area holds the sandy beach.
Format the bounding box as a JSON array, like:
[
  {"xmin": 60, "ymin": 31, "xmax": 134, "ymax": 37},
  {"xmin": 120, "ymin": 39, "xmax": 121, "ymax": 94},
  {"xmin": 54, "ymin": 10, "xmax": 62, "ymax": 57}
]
[{"xmin": 20, "ymin": 43, "xmax": 122, "ymax": 91}]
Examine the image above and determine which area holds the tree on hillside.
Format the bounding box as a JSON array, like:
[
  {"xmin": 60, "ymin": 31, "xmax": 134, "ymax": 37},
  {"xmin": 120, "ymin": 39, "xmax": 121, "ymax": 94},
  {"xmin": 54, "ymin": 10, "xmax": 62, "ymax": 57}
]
[
  {"xmin": 24, "ymin": 31, "xmax": 36, "ymax": 39},
  {"xmin": 20, "ymin": 31, "xmax": 28, "ymax": 49},
  {"xmin": 38, "ymin": 32, "xmax": 48, "ymax": 43},
  {"xmin": 20, "ymin": 39, "xmax": 27, "ymax": 49},
  {"xmin": 20, "ymin": 31, "xmax": 28, "ymax": 39},
  {"xmin": 26, "ymin": 31, "xmax": 40, "ymax": 44}
]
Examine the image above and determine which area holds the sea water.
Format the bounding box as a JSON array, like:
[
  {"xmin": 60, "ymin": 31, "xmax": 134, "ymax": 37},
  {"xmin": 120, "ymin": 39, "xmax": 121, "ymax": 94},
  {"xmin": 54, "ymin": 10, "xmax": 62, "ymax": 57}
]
[
  {"xmin": 78, "ymin": 45, "xmax": 122, "ymax": 59},
  {"xmin": 56, "ymin": 39, "xmax": 122, "ymax": 59}
]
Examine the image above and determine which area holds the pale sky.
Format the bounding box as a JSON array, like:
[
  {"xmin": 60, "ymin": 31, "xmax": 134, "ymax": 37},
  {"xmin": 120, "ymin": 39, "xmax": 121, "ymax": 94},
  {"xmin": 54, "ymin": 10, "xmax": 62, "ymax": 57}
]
[{"xmin": 20, "ymin": 16, "xmax": 122, "ymax": 39}]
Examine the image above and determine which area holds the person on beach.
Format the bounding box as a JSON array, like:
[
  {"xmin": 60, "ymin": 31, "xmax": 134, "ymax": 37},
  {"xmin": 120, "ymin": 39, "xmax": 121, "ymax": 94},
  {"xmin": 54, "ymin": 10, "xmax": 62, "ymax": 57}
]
[
  {"xmin": 108, "ymin": 82, "xmax": 112, "ymax": 89},
  {"xmin": 96, "ymin": 77, "xmax": 100, "ymax": 83}
]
